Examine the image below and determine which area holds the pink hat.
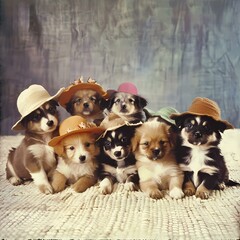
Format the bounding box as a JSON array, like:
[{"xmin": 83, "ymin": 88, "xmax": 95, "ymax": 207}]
[{"xmin": 117, "ymin": 82, "xmax": 138, "ymax": 95}]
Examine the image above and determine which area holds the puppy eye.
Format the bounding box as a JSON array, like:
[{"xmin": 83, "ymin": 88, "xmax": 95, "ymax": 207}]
[
  {"xmin": 85, "ymin": 142, "xmax": 91, "ymax": 147},
  {"xmin": 187, "ymin": 123, "xmax": 193, "ymax": 129},
  {"xmin": 32, "ymin": 113, "xmax": 42, "ymax": 122},
  {"xmin": 104, "ymin": 140, "xmax": 111, "ymax": 148},
  {"xmin": 121, "ymin": 137, "xmax": 128, "ymax": 144},
  {"xmin": 69, "ymin": 146, "xmax": 75, "ymax": 151},
  {"xmin": 129, "ymin": 98, "xmax": 135, "ymax": 104},
  {"xmin": 142, "ymin": 141, "xmax": 149, "ymax": 146},
  {"xmin": 74, "ymin": 98, "xmax": 81, "ymax": 104},
  {"xmin": 159, "ymin": 140, "xmax": 165, "ymax": 145},
  {"xmin": 114, "ymin": 99, "xmax": 120, "ymax": 104},
  {"xmin": 90, "ymin": 96, "xmax": 96, "ymax": 102},
  {"xmin": 48, "ymin": 106, "xmax": 56, "ymax": 114}
]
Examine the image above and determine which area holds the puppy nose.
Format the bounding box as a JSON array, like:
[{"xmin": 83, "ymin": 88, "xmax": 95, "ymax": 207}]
[
  {"xmin": 152, "ymin": 148, "xmax": 160, "ymax": 156},
  {"xmin": 47, "ymin": 120, "xmax": 54, "ymax": 127},
  {"xmin": 83, "ymin": 102, "xmax": 89, "ymax": 108},
  {"xmin": 79, "ymin": 155, "xmax": 86, "ymax": 162},
  {"xmin": 114, "ymin": 151, "xmax": 121, "ymax": 157},
  {"xmin": 194, "ymin": 131, "xmax": 202, "ymax": 139},
  {"xmin": 121, "ymin": 103, "xmax": 126, "ymax": 109}
]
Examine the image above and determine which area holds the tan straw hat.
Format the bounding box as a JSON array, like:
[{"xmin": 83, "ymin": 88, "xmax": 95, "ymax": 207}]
[
  {"xmin": 48, "ymin": 116, "xmax": 105, "ymax": 147},
  {"xmin": 12, "ymin": 84, "xmax": 65, "ymax": 131},
  {"xmin": 170, "ymin": 97, "xmax": 234, "ymax": 129},
  {"xmin": 58, "ymin": 77, "xmax": 108, "ymax": 108}
]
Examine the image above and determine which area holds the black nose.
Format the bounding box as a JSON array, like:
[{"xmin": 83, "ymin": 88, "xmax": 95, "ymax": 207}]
[
  {"xmin": 152, "ymin": 148, "xmax": 160, "ymax": 156},
  {"xmin": 114, "ymin": 151, "xmax": 121, "ymax": 157},
  {"xmin": 79, "ymin": 155, "xmax": 86, "ymax": 162},
  {"xmin": 83, "ymin": 102, "xmax": 89, "ymax": 108},
  {"xmin": 47, "ymin": 120, "xmax": 54, "ymax": 127},
  {"xmin": 121, "ymin": 103, "xmax": 126, "ymax": 109},
  {"xmin": 194, "ymin": 131, "xmax": 202, "ymax": 139}
]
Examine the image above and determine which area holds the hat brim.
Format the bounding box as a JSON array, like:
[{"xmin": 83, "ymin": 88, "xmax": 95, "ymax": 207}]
[
  {"xmin": 12, "ymin": 87, "xmax": 65, "ymax": 131},
  {"xmin": 48, "ymin": 127, "xmax": 105, "ymax": 147},
  {"xmin": 170, "ymin": 111, "xmax": 234, "ymax": 129},
  {"xmin": 58, "ymin": 83, "xmax": 108, "ymax": 107}
]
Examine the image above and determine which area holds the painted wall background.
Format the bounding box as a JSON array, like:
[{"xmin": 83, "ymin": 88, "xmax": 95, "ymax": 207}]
[{"xmin": 1, "ymin": 0, "xmax": 240, "ymax": 135}]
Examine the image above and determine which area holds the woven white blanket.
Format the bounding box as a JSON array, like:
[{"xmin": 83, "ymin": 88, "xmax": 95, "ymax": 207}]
[{"xmin": 0, "ymin": 131, "xmax": 239, "ymax": 239}]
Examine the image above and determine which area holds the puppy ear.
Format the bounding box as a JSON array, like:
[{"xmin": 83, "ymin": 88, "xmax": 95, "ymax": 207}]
[
  {"xmin": 99, "ymin": 98, "xmax": 108, "ymax": 110},
  {"xmin": 217, "ymin": 121, "xmax": 228, "ymax": 133},
  {"xmin": 136, "ymin": 96, "xmax": 148, "ymax": 108},
  {"xmin": 106, "ymin": 93, "xmax": 117, "ymax": 110},
  {"xmin": 131, "ymin": 132, "xmax": 140, "ymax": 152},
  {"xmin": 174, "ymin": 117, "xmax": 185, "ymax": 130},
  {"xmin": 53, "ymin": 144, "xmax": 64, "ymax": 156},
  {"xmin": 66, "ymin": 100, "xmax": 74, "ymax": 115}
]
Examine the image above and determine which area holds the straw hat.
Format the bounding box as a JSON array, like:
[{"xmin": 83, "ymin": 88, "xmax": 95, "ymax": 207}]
[
  {"xmin": 48, "ymin": 116, "xmax": 105, "ymax": 147},
  {"xmin": 117, "ymin": 82, "xmax": 138, "ymax": 95},
  {"xmin": 58, "ymin": 77, "xmax": 108, "ymax": 108},
  {"xmin": 12, "ymin": 84, "xmax": 65, "ymax": 131},
  {"xmin": 170, "ymin": 97, "xmax": 234, "ymax": 129},
  {"xmin": 144, "ymin": 107, "xmax": 179, "ymax": 125}
]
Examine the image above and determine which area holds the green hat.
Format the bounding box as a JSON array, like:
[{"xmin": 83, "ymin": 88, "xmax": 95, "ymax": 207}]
[{"xmin": 145, "ymin": 106, "xmax": 179, "ymax": 125}]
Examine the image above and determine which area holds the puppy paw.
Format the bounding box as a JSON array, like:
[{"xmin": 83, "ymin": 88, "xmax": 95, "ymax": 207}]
[
  {"xmin": 52, "ymin": 184, "xmax": 65, "ymax": 193},
  {"xmin": 184, "ymin": 188, "xmax": 196, "ymax": 196},
  {"xmin": 99, "ymin": 178, "xmax": 113, "ymax": 195},
  {"xmin": 148, "ymin": 189, "xmax": 164, "ymax": 199},
  {"xmin": 124, "ymin": 182, "xmax": 137, "ymax": 191},
  {"xmin": 195, "ymin": 185, "xmax": 210, "ymax": 199},
  {"xmin": 38, "ymin": 183, "xmax": 53, "ymax": 194},
  {"xmin": 169, "ymin": 187, "xmax": 184, "ymax": 199},
  {"xmin": 8, "ymin": 177, "xmax": 23, "ymax": 186}
]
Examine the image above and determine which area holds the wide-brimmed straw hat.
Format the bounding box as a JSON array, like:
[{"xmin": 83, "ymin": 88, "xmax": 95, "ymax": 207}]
[
  {"xmin": 144, "ymin": 107, "xmax": 179, "ymax": 125},
  {"xmin": 48, "ymin": 116, "xmax": 105, "ymax": 147},
  {"xmin": 58, "ymin": 77, "xmax": 108, "ymax": 108},
  {"xmin": 170, "ymin": 97, "xmax": 234, "ymax": 129},
  {"xmin": 12, "ymin": 84, "xmax": 65, "ymax": 131}
]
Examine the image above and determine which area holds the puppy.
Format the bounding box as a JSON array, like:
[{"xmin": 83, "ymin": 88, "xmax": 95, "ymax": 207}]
[
  {"xmin": 6, "ymin": 100, "xmax": 59, "ymax": 194},
  {"xmin": 50, "ymin": 133, "xmax": 99, "ymax": 193},
  {"xmin": 105, "ymin": 92, "xmax": 147, "ymax": 123},
  {"xmin": 98, "ymin": 125, "xmax": 139, "ymax": 194},
  {"xmin": 66, "ymin": 89, "xmax": 106, "ymax": 125},
  {"xmin": 174, "ymin": 115, "xmax": 232, "ymax": 199},
  {"xmin": 132, "ymin": 121, "xmax": 184, "ymax": 199}
]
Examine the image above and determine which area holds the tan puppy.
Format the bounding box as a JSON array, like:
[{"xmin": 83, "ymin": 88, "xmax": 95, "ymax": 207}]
[
  {"xmin": 48, "ymin": 116, "xmax": 104, "ymax": 193},
  {"xmin": 132, "ymin": 121, "xmax": 184, "ymax": 199}
]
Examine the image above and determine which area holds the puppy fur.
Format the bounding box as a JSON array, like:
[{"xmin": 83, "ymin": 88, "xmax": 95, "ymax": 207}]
[
  {"xmin": 98, "ymin": 125, "xmax": 139, "ymax": 194},
  {"xmin": 6, "ymin": 100, "xmax": 59, "ymax": 194},
  {"xmin": 132, "ymin": 121, "xmax": 184, "ymax": 199},
  {"xmin": 66, "ymin": 89, "xmax": 106, "ymax": 125},
  {"xmin": 105, "ymin": 92, "xmax": 147, "ymax": 123},
  {"xmin": 50, "ymin": 133, "xmax": 99, "ymax": 193},
  {"xmin": 174, "ymin": 115, "xmax": 230, "ymax": 199}
]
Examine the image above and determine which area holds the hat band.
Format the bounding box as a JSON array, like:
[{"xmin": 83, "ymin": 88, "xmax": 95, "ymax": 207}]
[{"xmin": 60, "ymin": 122, "xmax": 97, "ymax": 135}]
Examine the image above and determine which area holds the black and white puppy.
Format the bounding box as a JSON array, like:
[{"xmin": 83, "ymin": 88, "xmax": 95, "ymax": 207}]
[
  {"xmin": 6, "ymin": 100, "xmax": 59, "ymax": 194},
  {"xmin": 97, "ymin": 125, "xmax": 139, "ymax": 194},
  {"xmin": 174, "ymin": 115, "xmax": 234, "ymax": 199},
  {"xmin": 105, "ymin": 92, "xmax": 147, "ymax": 123}
]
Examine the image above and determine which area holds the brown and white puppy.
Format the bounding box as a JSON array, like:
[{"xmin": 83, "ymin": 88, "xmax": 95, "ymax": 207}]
[
  {"xmin": 132, "ymin": 121, "xmax": 184, "ymax": 199},
  {"xmin": 105, "ymin": 92, "xmax": 147, "ymax": 123},
  {"xmin": 50, "ymin": 133, "xmax": 99, "ymax": 193},
  {"xmin": 66, "ymin": 89, "xmax": 106, "ymax": 125},
  {"xmin": 6, "ymin": 100, "xmax": 59, "ymax": 194}
]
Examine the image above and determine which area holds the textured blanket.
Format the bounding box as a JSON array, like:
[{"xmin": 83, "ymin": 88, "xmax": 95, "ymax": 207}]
[{"xmin": 0, "ymin": 131, "xmax": 239, "ymax": 239}]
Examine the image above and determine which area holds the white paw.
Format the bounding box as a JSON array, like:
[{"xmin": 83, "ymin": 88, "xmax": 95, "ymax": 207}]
[
  {"xmin": 99, "ymin": 178, "xmax": 113, "ymax": 194},
  {"xmin": 169, "ymin": 187, "xmax": 184, "ymax": 199},
  {"xmin": 124, "ymin": 182, "xmax": 136, "ymax": 191},
  {"xmin": 8, "ymin": 177, "xmax": 23, "ymax": 186},
  {"xmin": 38, "ymin": 183, "xmax": 53, "ymax": 194}
]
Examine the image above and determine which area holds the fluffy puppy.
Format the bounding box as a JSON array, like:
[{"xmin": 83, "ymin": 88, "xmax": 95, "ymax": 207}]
[
  {"xmin": 174, "ymin": 115, "xmax": 233, "ymax": 199},
  {"xmin": 132, "ymin": 121, "xmax": 184, "ymax": 199},
  {"xmin": 6, "ymin": 100, "xmax": 60, "ymax": 194},
  {"xmin": 66, "ymin": 89, "xmax": 106, "ymax": 125},
  {"xmin": 98, "ymin": 125, "xmax": 139, "ymax": 194},
  {"xmin": 50, "ymin": 133, "xmax": 99, "ymax": 193},
  {"xmin": 48, "ymin": 116, "xmax": 104, "ymax": 193}
]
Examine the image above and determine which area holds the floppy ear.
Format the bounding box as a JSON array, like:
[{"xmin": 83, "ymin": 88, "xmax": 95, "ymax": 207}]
[
  {"xmin": 66, "ymin": 100, "xmax": 74, "ymax": 115},
  {"xmin": 99, "ymin": 97, "xmax": 108, "ymax": 110},
  {"xmin": 174, "ymin": 116, "xmax": 185, "ymax": 130},
  {"xmin": 106, "ymin": 93, "xmax": 117, "ymax": 110},
  {"xmin": 53, "ymin": 143, "xmax": 64, "ymax": 156},
  {"xmin": 217, "ymin": 122, "xmax": 228, "ymax": 133},
  {"xmin": 131, "ymin": 131, "xmax": 140, "ymax": 152},
  {"xmin": 136, "ymin": 96, "xmax": 148, "ymax": 108}
]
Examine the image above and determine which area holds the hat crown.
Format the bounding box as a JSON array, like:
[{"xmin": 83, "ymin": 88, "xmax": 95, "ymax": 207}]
[
  {"xmin": 17, "ymin": 85, "xmax": 52, "ymax": 116},
  {"xmin": 59, "ymin": 116, "xmax": 97, "ymax": 136},
  {"xmin": 188, "ymin": 97, "xmax": 221, "ymax": 120},
  {"xmin": 117, "ymin": 82, "xmax": 138, "ymax": 95}
]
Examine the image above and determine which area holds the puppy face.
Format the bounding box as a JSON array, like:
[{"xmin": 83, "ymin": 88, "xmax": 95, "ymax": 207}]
[
  {"xmin": 176, "ymin": 115, "xmax": 225, "ymax": 146},
  {"xmin": 22, "ymin": 100, "xmax": 59, "ymax": 133},
  {"xmin": 66, "ymin": 89, "xmax": 103, "ymax": 116},
  {"xmin": 108, "ymin": 92, "xmax": 147, "ymax": 116},
  {"xmin": 56, "ymin": 133, "xmax": 100, "ymax": 164},
  {"xmin": 101, "ymin": 125, "xmax": 135, "ymax": 161},
  {"xmin": 132, "ymin": 122, "xmax": 171, "ymax": 161}
]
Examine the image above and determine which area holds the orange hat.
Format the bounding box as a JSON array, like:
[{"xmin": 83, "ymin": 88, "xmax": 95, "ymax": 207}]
[
  {"xmin": 48, "ymin": 116, "xmax": 105, "ymax": 147},
  {"xmin": 170, "ymin": 97, "xmax": 234, "ymax": 129},
  {"xmin": 58, "ymin": 77, "xmax": 108, "ymax": 108}
]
